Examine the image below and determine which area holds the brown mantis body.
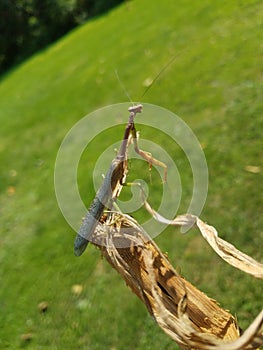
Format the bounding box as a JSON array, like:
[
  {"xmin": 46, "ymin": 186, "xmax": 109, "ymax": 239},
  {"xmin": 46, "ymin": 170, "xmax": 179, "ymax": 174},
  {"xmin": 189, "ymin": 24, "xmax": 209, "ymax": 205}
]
[{"xmin": 74, "ymin": 104, "xmax": 167, "ymax": 256}]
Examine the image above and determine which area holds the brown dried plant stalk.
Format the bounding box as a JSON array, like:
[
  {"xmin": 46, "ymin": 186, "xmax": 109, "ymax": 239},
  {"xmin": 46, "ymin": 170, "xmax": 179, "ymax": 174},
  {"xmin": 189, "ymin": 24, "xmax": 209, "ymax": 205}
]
[
  {"xmin": 92, "ymin": 212, "xmax": 263, "ymax": 350},
  {"xmin": 76, "ymin": 105, "xmax": 262, "ymax": 348}
]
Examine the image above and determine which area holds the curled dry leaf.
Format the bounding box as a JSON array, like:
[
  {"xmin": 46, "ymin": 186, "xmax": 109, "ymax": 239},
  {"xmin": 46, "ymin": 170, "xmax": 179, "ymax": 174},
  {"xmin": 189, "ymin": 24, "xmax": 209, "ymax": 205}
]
[
  {"xmin": 7, "ymin": 186, "xmax": 16, "ymax": 196},
  {"xmin": 71, "ymin": 284, "xmax": 83, "ymax": 296},
  {"xmin": 38, "ymin": 301, "xmax": 49, "ymax": 313},
  {"xmin": 143, "ymin": 201, "xmax": 263, "ymax": 280},
  {"xmin": 21, "ymin": 333, "xmax": 34, "ymax": 342},
  {"xmin": 245, "ymin": 165, "xmax": 261, "ymax": 174}
]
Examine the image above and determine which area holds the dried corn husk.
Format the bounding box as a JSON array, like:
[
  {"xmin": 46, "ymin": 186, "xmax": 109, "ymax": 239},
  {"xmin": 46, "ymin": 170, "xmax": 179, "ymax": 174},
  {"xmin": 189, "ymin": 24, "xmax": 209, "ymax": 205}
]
[{"xmin": 92, "ymin": 212, "xmax": 263, "ymax": 350}]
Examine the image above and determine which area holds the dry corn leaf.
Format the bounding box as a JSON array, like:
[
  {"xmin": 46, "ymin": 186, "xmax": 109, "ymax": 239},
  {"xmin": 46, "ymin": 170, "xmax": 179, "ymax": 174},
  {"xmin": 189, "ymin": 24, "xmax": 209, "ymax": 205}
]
[
  {"xmin": 91, "ymin": 212, "xmax": 263, "ymax": 350},
  {"xmin": 143, "ymin": 201, "xmax": 263, "ymax": 280}
]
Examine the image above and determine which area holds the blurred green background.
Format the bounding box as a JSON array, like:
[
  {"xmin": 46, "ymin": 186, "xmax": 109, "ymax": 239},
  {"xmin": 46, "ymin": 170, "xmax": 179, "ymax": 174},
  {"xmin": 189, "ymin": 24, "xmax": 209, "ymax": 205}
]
[{"xmin": 0, "ymin": 0, "xmax": 262, "ymax": 349}]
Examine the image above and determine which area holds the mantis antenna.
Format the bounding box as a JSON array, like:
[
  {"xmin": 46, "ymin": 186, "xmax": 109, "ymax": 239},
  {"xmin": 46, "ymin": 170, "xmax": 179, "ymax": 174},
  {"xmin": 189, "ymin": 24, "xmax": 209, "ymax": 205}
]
[
  {"xmin": 141, "ymin": 51, "xmax": 185, "ymax": 99},
  {"xmin": 115, "ymin": 69, "xmax": 133, "ymax": 104},
  {"xmin": 115, "ymin": 50, "xmax": 186, "ymax": 102}
]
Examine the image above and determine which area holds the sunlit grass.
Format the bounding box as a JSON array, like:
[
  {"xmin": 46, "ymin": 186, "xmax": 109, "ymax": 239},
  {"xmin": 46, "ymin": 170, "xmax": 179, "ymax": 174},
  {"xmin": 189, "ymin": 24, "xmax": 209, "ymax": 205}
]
[{"xmin": 0, "ymin": 0, "xmax": 262, "ymax": 349}]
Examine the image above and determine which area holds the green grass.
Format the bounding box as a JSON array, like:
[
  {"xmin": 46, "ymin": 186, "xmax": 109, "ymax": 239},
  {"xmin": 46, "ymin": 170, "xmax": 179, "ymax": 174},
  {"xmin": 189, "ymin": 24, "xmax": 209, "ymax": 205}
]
[{"xmin": 0, "ymin": 0, "xmax": 262, "ymax": 349}]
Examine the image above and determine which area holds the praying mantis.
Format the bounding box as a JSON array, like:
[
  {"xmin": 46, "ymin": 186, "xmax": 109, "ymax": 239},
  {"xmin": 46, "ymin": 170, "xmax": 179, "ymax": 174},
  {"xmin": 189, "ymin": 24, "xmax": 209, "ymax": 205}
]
[{"xmin": 74, "ymin": 104, "xmax": 167, "ymax": 256}]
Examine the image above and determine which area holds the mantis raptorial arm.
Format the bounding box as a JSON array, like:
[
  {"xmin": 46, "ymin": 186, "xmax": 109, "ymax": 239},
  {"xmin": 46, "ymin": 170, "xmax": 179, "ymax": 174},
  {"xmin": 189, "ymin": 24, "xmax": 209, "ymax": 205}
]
[{"xmin": 131, "ymin": 125, "xmax": 167, "ymax": 183}]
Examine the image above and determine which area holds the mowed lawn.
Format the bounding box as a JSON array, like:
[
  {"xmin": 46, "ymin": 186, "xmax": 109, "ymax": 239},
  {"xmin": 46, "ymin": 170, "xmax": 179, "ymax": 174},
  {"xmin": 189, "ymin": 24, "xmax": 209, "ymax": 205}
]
[{"xmin": 0, "ymin": 0, "xmax": 262, "ymax": 349}]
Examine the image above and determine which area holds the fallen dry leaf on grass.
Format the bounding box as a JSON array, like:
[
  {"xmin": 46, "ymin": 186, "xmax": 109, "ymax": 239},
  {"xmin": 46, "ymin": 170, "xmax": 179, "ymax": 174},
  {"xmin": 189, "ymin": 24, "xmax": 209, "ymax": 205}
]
[{"xmin": 245, "ymin": 165, "xmax": 261, "ymax": 174}]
